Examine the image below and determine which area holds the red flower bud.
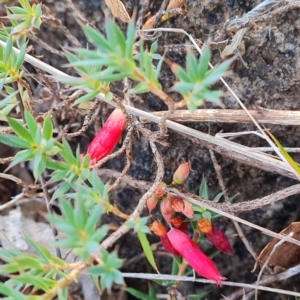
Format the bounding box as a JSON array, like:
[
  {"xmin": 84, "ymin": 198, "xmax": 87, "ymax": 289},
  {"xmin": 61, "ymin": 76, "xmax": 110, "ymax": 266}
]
[
  {"xmin": 155, "ymin": 182, "xmax": 166, "ymax": 198},
  {"xmin": 198, "ymin": 217, "xmax": 213, "ymax": 234},
  {"xmin": 160, "ymin": 197, "xmax": 173, "ymax": 224},
  {"xmin": 147, "ymin": 194, "xmax": 158, "ymax": 212},
  {"xmin": 167, "ymin": 228, "xmax": 227, "ymax": 286},
  {"xmin": 206, "ymin": 227, "xmax": 233, "ymax": 255},
  {"xmin": 182, "ymin": 200, "xmax": 194, "ymax": 219},
  {"xmin": 149, "ymin": 221, "xmax": 180, "ymax": 256},
  {"xmin": 86, "ymin": 109, "xmax": 126, "ymax": 164},
  {"xmin": 172, "ymin": 162, "xmax": 190, "ymax": 185}
]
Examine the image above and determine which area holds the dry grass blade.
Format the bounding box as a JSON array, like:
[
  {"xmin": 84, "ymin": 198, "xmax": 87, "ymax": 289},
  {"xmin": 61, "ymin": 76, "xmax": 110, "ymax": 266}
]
[
  {"xmin": 104, "ymin": 0, "xmax": 130, "ymax": 23},
  {"xmin": 142, "ymin": 108, "xmax": 300, "ymax": 125}
]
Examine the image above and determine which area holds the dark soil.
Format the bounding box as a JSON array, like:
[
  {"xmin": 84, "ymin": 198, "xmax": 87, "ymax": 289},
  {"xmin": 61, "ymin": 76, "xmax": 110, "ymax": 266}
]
[{"xmin": 1, "ymin": 0, "xmax": 300, "ymax": 299}]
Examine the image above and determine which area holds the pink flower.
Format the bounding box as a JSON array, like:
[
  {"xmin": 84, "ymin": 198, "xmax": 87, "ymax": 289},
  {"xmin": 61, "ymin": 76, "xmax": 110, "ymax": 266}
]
[
  {"xmin": 206, "ymin": 227, "xmax": 233, "ymax": 255},
  {"xmin": 86, "ymin": 109, "xmax": 126, "ymax": 164},
  {"xmin": 182, "ymin": 200, "xmax": 194, "ymax": 219},
  {"xmin": 155, "ymin": 182, "xmax": 167, "ymax": 198},
  {"xmin": 170, "ymin": 195, "xmax": 185, "ymax": 212},
  {"xmin": 172, "ymin": 162, "xmax": 190, "ymax": 185},
  {"xmin": 146, "ymin": 194, "xmax": 158, "ymax": 212},
  {"xmin": 160, "ymin": 197, "xmax": 173, "ymax": 224},
  {"xmin": 149, "ymin": 221, "xmax": 180, "ymax": 256},
  {"xmin": 167, "ymin": 228, "xmax": 227, "ymax": 286}
]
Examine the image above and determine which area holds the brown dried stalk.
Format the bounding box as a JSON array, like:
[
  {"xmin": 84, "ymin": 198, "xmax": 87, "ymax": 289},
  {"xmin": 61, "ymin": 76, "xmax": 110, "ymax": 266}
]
[{"xmin": 143, "ymin": 108, "xmax": 300, "ymax": 125}]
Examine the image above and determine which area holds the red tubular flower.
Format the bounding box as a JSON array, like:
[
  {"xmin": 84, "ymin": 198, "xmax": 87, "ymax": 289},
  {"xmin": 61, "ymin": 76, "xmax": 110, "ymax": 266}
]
[
  {"xmin": 206, "ymin": 227, "xmax": 233, "ymax": 255},
  {"xmin": 149, "ymin": 221, "xmax": 180, "ymax": 256},
  {"xmin": 172, "ymin": 162, "xmax": 190, "ymax": 185},
  {"xmin": 86, "ymin": 109, "xmax": 127, "ymax": 164},
  {"xmin": 171, "ymin": 217, "xmax": 188, "ymax": 232},
  {"xmin": 167, "ymin": 228, "xmax": 227, "ymax": 286}
]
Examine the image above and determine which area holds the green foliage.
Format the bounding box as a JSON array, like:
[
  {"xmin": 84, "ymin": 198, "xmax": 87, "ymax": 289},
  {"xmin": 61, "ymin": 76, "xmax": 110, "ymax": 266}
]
[
  {"xmin": 0, "ymin": 35, "xmax": 26, "ymax": 83},
  {"xmin": 87, "ymin": 251, "xmax": 124, "ymax": 290},
  {"xmin": 0, "ymin": 236, "xmax": 68, "ymax": 298},
  {"xmin": 48, "ymin": 195, "xmax": 108, "ymax": 262},
  {"xmin": 0, "ymin": 110, "xmax": 60, "ymax": 179},
  {"xmin": 6, "ymin": 0, "xmax": 42, "ymax": 34},
  {"xmin": 137, "ymin": 231, "xmax": 158, "ymax": 272},
  {"xmin": 0, "ymin": 1, "xmax": 232, "ymax": 298},
  {"xmin": 126, "ymin": 286, "xmax": 160, "ymax": 300},
  {"xmin": 172, "ymin": 47, "xmax": 231, "ymax": 110},
  {"xmin": 0, "ymin": 82, "xmax": 17, "ymax": 118},
  {"xmin": 268, "ymin": 131, "xmax": 300, "ymax": 175}
]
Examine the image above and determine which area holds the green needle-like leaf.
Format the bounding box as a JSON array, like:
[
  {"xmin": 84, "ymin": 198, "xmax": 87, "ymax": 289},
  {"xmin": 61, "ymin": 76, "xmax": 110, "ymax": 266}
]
[
  {"xmin": 0, "ymin": 134, "xmax": 31, "ymax": 149},
  {"xmin": 137, "ymin": 231, "xmax": 158, "ymax": 272},
  {"xmin": 7, "ymin": 117, "xmax": 33, "ymax": 142},
  {"xmin": 42, "ymin": 115, "xmax": 53, "ymax": 140}
]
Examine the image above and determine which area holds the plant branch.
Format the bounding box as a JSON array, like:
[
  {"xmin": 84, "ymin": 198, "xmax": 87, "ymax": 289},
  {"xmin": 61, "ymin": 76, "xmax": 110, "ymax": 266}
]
[
  {"xmin": 100, "ymin": 141, "xmax": 164, "ymax": 250},
  {"xmin": 143, "ymin": 108, "xmax": 300, "ymax": 125},
  {"xmin": 167, "ymin": 187, "xmax": 300, "ymax": 248},
  {"xmin": 40, "ymin": 174, "xmax": 61, "ymax": 258},
  {"xmin": 122, "ymin": 268, "xmax": 300, "ymax": 298}
]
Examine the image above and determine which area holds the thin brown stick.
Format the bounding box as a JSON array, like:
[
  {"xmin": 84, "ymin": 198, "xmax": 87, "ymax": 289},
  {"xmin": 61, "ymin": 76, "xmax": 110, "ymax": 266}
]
[
  {"xmin": 0, "ymin": 157, "xmax": 14, "ymax": 164},
  {"xmin": 136, "ymin": 0, "xmax": 150, "ymax": 30},
  {"xmin": 209, "ymin": 149, "xmax": 258, "ymax": 261},
  {"xmin": 109, "ymin": 128, "xmax": 133, "ymax": 191},
  {"xmin": 224, "ymin": 264, "xmax": 300, "ymax": 300},
  {"xmin": 100, "ymin": 141, "xmax": 164, "ymax": 250},
  {"xmin": 98, "ymin": 168, "xmax": 151, "ymax": 190},
  {"xmin": 142, "ymin": 108, "xmax": 300, "ymax": 125},
  {"xmin": 152, "ymin": 0, "xmax": 169, "ymax": 28},
  {"xmin": 167, "ymin": 188, "xmax": 300, "ymax": 247},
  {"xmin": 168, "ymin": 183, "xmax": 300, "ymax": 213},
  {"xmin": 122, "ymin": 267, "xmax": 300, "ymax": 298},
  {"xmin": 98, "ymin": 169, "xmax": 300, "ymax": 214},
  {"xmin": 12, "ymin": 82, "xmax": 25, "ymax": 121},
  {"xmin": 40, "ymin": 174, "xmax": 61, "ymax": 258},
  {"xmin": 66, "ymin": 0, "xmax": 93, "ymax": 27},
  {"xmin": 255, "ymin": 233, "xmax": 293, "ymax": 300}
]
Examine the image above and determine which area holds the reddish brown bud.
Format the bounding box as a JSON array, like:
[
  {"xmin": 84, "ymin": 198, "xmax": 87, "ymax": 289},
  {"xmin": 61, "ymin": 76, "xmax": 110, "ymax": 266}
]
[
  {"xmin": 147, "ymin": 194, "xmax": 158, "ymax": 212},
  {"xmin": 198, "ymin": 218, "xmax": 213, "ymax": 234},
  {"xmin": 171, "ymin": 196, "xmax": 185, "ymax": 212},
  {"xmin": 172, "ymin": 162, "xmax": 190, "ymax": 185},
  {"xmin": 155, "ymin": 182, "xmax": 166, "ymax": 198},
  {"xmin": 206, "ymin": 227, "xmax": 233, "ymax": 255},
  {"xmin": 182, "ymin": 200, "xmax": 194, "ymax": 219},
  {"xmin": 160, "ymin": 197, "xmax": 173, "ymax": 224},
  {"xmin": 86, "ymin": 109, "xmax": 126, "ymax": 165}
]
